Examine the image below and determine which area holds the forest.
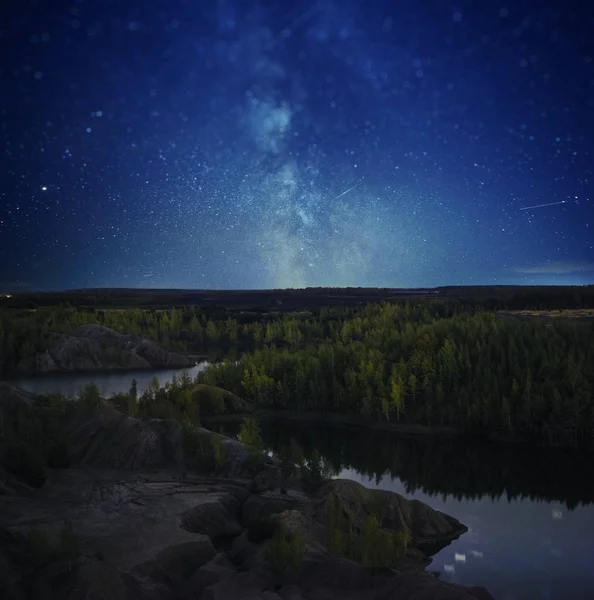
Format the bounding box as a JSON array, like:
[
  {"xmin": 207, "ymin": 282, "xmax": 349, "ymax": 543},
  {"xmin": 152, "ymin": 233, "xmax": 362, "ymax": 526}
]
[
  {"xmin": 196, "ymin": 302, "xmax": 593, "ymax": 448},
  {"xmin": 1, "ymin": 297, "xmax": 593, "ymax": 448}
]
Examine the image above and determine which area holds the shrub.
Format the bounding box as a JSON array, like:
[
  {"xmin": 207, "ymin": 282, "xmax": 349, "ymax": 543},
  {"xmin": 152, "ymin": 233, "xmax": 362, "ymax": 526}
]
[
  {"xmin": 266, "ymin": 530, "xmax": 305, "ymax": 582},
  {"xmin": 182, "ymin": 422, "xmax": 225, "ymax": 473},
  {"xmin": 210, "ymin": 433, "xmax": 226, "ymax": 471},
  {"xmin": 80, "ymin": 383, "xmax": 100, "ymax": 409},
  {"xmin": 325, "ymin": 496, "xmax": 408, "ymax": 569},
  {"xmin": 40, "ymin": 393, "xmax": 69, "ymax": 414}
]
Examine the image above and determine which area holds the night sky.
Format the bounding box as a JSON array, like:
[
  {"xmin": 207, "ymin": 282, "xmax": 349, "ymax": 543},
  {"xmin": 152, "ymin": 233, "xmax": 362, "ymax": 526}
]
[{"xmin": 1, "ymin": 1, "xmax": 593, "ymax": 291}]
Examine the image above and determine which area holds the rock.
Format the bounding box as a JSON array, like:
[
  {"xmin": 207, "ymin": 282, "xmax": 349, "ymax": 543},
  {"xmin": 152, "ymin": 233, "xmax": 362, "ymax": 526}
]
[
  {"xmin": 0, "ymin": 470, "xmax": 229, "ymax": 575},
  {"xmin": 272, "ymin": 510, "xmax": 332, "ymax": 561},
  {"xmin": 228, "ymin": 530, "xmax": 269, "ymax": 570},
  {"xmin": 0, "ymin": 382, "xmax": 38, "ymax": 410},
  {"xmin": 0, "ymin": 441, "xmax": 48, "ymax": 489},
  {"xmin": 202, "ymin": 570, "xmax": 271, "ymax": 600},
  {"xmin": 278, "ymin": 584, "xmax": 306, "ymax": 600},
  {"xmin": 31, "ymin": 555, "xmax": 161, "ymax": 600},
  {"xmin": 252, "ymin": 464, "xmax": 282, "ymax": 493},
  {"xmin": 148, "ymin": 418, "xmax": 186, "ymax": 466},
  {"xmin": 133, "ymin": 538, "xmax": 217, "ymax": 594},
  {"xmin": 181, "ymin": 492, "xmax": 243, "ymax": 538},
  {"xmin": 67, "ymin": 401, "xmax": 166, "ymax": 469},
  {"xmin": 0, "ymin": 525, "xmax": 160, "ymax": 600},
  {"xmin": 178, "ymin": 553, "xmax": 237, "ymax": 600},
  {"xmin": 0, "ymin": 381, "xmax": 250, "ymax": 477},
  {"xmin": 241, "ymin": 491, "xmax": 306, "ymax": 528},
  {"xmin": 192, "ymin": 427, "xmax": 251, "ymax": 477},
  {"xmin": 312, "ymin": 479, "xmax": 467, "ymax": 551},
  {"xmin": 0, "ymin": 386, "xmax": 494, "ymax": 600},
  {"xmin": 16, "ymin": 324, "xmax": 194, "ymax": 374}
]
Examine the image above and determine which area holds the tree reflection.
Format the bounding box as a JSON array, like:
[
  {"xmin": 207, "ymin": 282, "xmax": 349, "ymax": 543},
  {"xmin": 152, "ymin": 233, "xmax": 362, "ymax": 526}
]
[{"xmin": 258, "ymin": 421, "xmax": 594, "ymax": 510}]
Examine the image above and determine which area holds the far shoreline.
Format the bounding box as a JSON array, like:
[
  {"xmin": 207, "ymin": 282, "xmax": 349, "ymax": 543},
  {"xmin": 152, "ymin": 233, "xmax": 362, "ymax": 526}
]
[
  {"xmin": 203, "ymin": 409, "xmax": 527, "ymax": 444},
  {"xmin": 0, "ymin": 355, "xmax": 209, "ymax": 381}
]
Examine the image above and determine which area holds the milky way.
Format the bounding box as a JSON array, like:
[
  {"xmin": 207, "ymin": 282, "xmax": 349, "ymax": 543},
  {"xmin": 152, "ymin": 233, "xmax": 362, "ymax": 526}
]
[{"xmin": 1, "ymin": 1, "xmax": 593, "ymax": 290}]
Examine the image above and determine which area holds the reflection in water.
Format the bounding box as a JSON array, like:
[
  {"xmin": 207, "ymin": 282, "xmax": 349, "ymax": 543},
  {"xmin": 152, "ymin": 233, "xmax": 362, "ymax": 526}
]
[
  {"xmin": 257, "ymin": 421, "xmax": 594, "ymax": 508},
  {"xmin": 256, "ymin": 421, "xmax": 594, "ymax": 600},
  {"xmin": 10, "ymin": 362, "xmax": 209, "ymax": 399}
]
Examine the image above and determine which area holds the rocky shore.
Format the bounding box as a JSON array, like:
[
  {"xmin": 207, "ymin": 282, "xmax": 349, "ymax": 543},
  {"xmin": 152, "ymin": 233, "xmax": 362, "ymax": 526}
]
[
  {"xmin": 15, "ymin": 324, "xmax": 195, "ymax": 374},
  {"xmin": 0, "ymin": 382, "xmax": 494, "ymax": 599}
]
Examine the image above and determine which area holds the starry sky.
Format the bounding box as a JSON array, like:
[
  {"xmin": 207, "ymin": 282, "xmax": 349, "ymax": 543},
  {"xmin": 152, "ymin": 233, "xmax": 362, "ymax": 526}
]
[{"xmin": 1, "ymin": 0, "xmax": 593, "ymax": 291}]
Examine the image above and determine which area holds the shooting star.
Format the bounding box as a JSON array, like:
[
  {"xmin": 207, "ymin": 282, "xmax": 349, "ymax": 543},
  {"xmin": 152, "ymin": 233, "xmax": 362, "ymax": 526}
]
[
  {"xmin": 519, "ymin": 200, "xmax": 567, "ymax": 211},
  {"xmin": 332, "ymin": 180, "xmax": 364, "ymax": 201}
]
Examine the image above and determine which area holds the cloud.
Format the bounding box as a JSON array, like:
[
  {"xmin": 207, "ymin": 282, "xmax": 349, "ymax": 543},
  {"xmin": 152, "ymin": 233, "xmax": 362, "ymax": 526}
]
[{"xmin": 513, "ymin": 261, "xmax": 594, "ymax": 275}]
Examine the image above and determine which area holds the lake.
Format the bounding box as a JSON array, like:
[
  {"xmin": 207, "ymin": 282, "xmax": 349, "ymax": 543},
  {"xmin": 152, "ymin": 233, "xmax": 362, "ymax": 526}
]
[
  {"xmin": 8, "ymin": 370, "xmax": 594, "ymax": 599},
  {"xmin": 253, "ymin": 421, "xmax": 594, "ymax": 600},
  {"xmin": 9, "ymin": 362, "xmax": 210, "ymax": 399}
]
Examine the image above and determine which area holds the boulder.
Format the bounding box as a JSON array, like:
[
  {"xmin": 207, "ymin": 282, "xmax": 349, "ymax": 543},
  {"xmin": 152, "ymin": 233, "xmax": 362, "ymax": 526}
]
[
  {"xmin": 180, "ymin": 492, "xmax": 243, "ymax": 538},
  {"xmin": 133, "ymin": 538, "xmax": 217, "ymax": 593},
  {"xmin": 312, "ymin": 479, "xmax": 467, "ymax": 551}
]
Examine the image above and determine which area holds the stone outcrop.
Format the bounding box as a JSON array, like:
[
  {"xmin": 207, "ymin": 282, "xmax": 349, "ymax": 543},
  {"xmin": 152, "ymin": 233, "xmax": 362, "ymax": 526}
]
[
  {"xmin": 312, "ymin": 479, "xmax": 468, "ymax": 553},
  {"xmin": 16, "ymin": 324, "xmax": 194, "ymax": 373},
  {"xmin": 0, "ymin": 383, "xmax": 494, "ymax": 600}
]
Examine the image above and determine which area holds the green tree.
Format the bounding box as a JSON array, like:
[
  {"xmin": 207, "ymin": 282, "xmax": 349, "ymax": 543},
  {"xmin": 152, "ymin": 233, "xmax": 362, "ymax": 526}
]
[
  {"xmin": 239, "ymin": 417, "xmax": 263, "ymax": 451},
  {"xmin": 81, "ymin": 383, "xmax": 100, "ymax": 408},
  {"xmin": 390, "ymin": 373, "xmax": 405, "ymax": 420}
]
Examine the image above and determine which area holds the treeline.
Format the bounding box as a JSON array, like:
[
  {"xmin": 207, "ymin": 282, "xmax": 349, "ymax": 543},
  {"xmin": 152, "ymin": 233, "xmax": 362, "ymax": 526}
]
[
  {"xmin": 198, "ymin": 302, "xmax": 594, "ymax": 448},
  {"xmin": 0, "ymin": 304, "xmax": 309, "ymax": 371},
  {"xmin": 0, "ymin": 300, "xmax": 454, "ymax": 372},
  {"xmin": 2, "ymin": 284, "xmax": 594, "ymax": 311}
]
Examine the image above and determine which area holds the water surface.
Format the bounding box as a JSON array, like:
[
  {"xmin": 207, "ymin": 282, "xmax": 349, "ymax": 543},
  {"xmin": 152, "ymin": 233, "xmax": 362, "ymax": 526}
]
[
  {"xmin": 257, "ymin": 422, "xmax": 594, "ymax": 600},
  {"xmin": 10, "ymin": 362, "xmax": 209, "ymax": 399}
]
